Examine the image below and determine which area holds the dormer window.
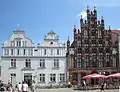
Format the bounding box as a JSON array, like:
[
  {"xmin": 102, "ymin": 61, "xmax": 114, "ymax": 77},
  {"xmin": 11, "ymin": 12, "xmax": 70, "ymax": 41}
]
[
  {"xmin": 11, "ymin": 41, "xmax": 14, "ymax": 47},
  {"xmin": 50, "ymin": 42, "xmax": 53, "ymax": 45},
  {"xmin": 57, "ymin": 49, "xmax": 59, "ymax": 55},
  {"xmin": 16, "ymin": 41, "xmax": 21, "ymax": 47}
]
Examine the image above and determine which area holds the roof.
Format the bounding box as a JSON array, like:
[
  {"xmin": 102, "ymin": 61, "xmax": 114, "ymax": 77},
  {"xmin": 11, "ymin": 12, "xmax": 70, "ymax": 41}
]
[
  {"xmin": 71, "ymin": 41, "xmax": 76, "ymax": 48},
  {"xmin": 111, "ymin": 30, "xmax": 120, "ymax": 34},
  {"xmin": 111, "ymin": 30, "xmax": 120, "ymax": 47}
]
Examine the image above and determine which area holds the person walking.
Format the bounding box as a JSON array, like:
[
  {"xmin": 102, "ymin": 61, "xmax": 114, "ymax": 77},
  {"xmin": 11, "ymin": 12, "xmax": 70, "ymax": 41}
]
[
  {"xmin": 31, "ymin": 81, "xmax": 36, "ymax": 92},
  {"xmin": 18, "ymin": 82, "xmax": 22, "ymax": 92},
  {"xmin": 22, "ymin": 81, "xmax": 28, "ymax": 92},
  {"xmin": 100, "ymin": 83, "xmax": 104, "ymax": 92},
  {"xmin": 8, "ymin": 84, "xmax": 13, "ymax": 92}
]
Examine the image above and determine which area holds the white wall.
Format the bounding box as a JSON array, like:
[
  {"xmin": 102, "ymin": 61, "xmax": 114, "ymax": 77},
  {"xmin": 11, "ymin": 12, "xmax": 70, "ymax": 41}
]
[{"xmin": 1, "ymin": 31, "xmax": 67, "ymax": 87}]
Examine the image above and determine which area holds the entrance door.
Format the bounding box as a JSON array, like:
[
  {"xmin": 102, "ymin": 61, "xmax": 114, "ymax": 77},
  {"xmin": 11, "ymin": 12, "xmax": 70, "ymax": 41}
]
[
  {"xmin": 24, "ymin": 73, "xmax": 32, "ymax": 86},
  {"xmin": 11, "ymin": 74, "xmax": 16, "ymax": 88}
]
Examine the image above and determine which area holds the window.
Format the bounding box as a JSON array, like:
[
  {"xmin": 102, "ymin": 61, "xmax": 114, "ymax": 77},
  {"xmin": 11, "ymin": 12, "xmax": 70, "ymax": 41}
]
[
  {"xmin": 60, "ymin": 74, "xmax": 65, "ymax": 82},
  {"xmin": 53, "ymin": 59, "xmax": 59, "ymax": 68},
  {"xmin": 25, "ymin": 59, "xmax": 31, "ymax": 68},
  {"xmin": 51, "ymin": 49, "xmax": 53, "ymax": 55},
  {"xmin": 4, "ymin": 49, "xmax": 9, "ymax": 55},
  {"xmin": 85, "ymin": 48, "xmax": 89, "ymax": 53},
  {"xmin": 91, "ymin": 31, "xmax": 96, "ymax": 36},
  {"xmin": 77, "ymin": 41, "xmax": 81, "ymax": 46},
  {"xmin": 77, "ymin": 59, "xmax": 82, "ymax": 68},
  {"xmin": 19, "ymin": 41, "xmax": 21, "ymax": 47},
  {"xmin": 50, "ymin": 74, "xmax": 56, "ymax": 82},
  {"xmin": 105, "ymin": 41, "xmax": 109, "ymax": 46},
  {"xmin": 106, "ymin": 48, "xmax": 109, "ymax": 53},
  {"xmin": 106, "ymin": 55, "xmax": 109, "ymax": 62},
  {"xmin": 17, "ymin": 49, "xmax": 20, "ymax": 55},
  {"xmin": 50, "ymin": 42, "xmax": 53, "ymax": 45},
  {"xmin": 23, "ymin": 49, "xmax": 26, "ymax": 55},
  {"xmin": 90, "ymin": 21, "xmax": 94, "ymax": 25},
  {"xmin": 85, "ymin": 40, "xmax": 88, "ymax": 44},
  {"xmin": 28, "ymin": 49, "xmax": 32, "ymax": 55},
  {"xmin": 0, "ymin": 66, "xmax": 1, "ymax": 76},
  {"xmin": 98, "ymin": 31, "xmax": 101, "ymax": 36},
  {"xmin": 99, "ymin": 55, "xmax": 103, "ymax": 61},
  {"xmin": 40, "ymin": 74, "xmax": 45, "ymax": 82},
  {"xmin": 23, "ymin": 41, "xmax": 27, "ymax": 47},
  {"xmin": 11, "ymin": 41, "xmax": 14, "ymax": 47},
  {"xmin": 25, "ymin": 41, "xmax": 27, "ymax": 46},
  {"xmin": 78, "ymin": 48, "xmax": 81, "ymax": 53},
  {"xmin": 10, "ymin": 73, "xmax": 16, "ymax": 84},
  {"xmin": 99, "ymin": 48, "xmax": 103, "ymax": 53},
  {"xmin": 98, "ymin": 62, "xmax": 103, "ymax": 68},
  {"xmin": 99, "ymin": 39, "xmax": 103, "ymax": 44},
  {"xmin": 57, "ymin": 49, "xmax": 59, "ymax": 55},
  {"xmin": 86, "ymin": 57, "xmax": 89, "ymax": 68},
  {"xmin": 92, "ymin": 48, "xmax": 96, "ymax": 53},
  {"xmin": 44, "ymin": 49, "xmax": 46, "ymax": 55},
  {"xmin": 10, "ymin": 59, "xmax": 16, "ymax": 68},
  {"xmin": 84, "ymin": 30, "xmax": 87, "ymax": 35},
  {"xmin": 17, "ymin": 41, "xmax": 21, "ymax": 47},
  {"xmin": 34, "ymin": 49, "xmax": 38, "ymax": 51},
  {"xmin": 40, "ymin": 59, "xmax": 45, "ymax": 68},
  {"xmin": 11, "ymin": 49, "xmax": 13, "ymax": 55},
  {"xmin": 92, "ymin": 40, "xmax": 96, "ymax": 44},
  {"xmin": 11, "ymin": 73, "xmax": 16, "ymax": 77},
  {"xmin": 22, "ymin": 41, "xmax": 24, "ymax": 47}
]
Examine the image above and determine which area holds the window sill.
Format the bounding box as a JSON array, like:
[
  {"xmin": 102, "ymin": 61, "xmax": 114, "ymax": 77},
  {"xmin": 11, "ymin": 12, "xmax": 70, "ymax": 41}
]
[
  {"xmin": 52, "ymin": 67, "xmax": 60, "ymax": 70},
  {"xmin": 37, "ymin": 67, "xmax": 46, "ymax": 69},
  {"xmin": 9, "ymin": 67, "xmax": 17, "ymax": 69},
  {"xmin": 21, "ymin": 67, "xmax": 34, "ymax": 71},
  {"xmin": 49, "ymin": 81, "xmax": 56, "ymax": 84},
  {"xmin": 59, "ymin": 81, "xmax": 66, "ymax": 83},
  {"xmin": 38, "ymin": 82, "xmax": 45, "ymax": 84}
]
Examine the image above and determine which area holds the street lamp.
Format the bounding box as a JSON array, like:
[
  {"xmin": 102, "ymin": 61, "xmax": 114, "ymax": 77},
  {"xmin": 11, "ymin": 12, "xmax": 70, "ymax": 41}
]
[{"xmin": 103, "ymin": 72, "xmax": 105, "ymax": 75}]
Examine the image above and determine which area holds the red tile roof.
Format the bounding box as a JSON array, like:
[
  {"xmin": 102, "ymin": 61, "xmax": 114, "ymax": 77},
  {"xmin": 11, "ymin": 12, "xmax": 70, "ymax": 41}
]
[{"xmin": 111, "ymin": 30, "xmax": 120, "ymax": 33}]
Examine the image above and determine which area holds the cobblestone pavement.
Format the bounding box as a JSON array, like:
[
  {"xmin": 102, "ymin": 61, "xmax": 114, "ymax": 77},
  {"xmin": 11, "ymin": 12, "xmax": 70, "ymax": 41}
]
[{"xmin": 36, "ymin": 88, "xmax": 119, "ymax": 92}]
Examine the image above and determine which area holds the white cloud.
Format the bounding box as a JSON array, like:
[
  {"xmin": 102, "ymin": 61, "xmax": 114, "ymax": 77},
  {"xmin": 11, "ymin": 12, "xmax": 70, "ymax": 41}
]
[{"xmin": 78, "ymin": 11, "xmax": 87, "ymax": 19}]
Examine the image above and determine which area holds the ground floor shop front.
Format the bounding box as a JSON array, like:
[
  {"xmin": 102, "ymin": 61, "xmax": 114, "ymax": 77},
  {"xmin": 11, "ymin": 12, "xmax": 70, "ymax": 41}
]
[
  {"xmin": 2, "ymin": 71, "xmax": 67, "ymax": 88},
  {"xmin": 68, "ymin": 67, "xmax": 118, "ymax": 85}
]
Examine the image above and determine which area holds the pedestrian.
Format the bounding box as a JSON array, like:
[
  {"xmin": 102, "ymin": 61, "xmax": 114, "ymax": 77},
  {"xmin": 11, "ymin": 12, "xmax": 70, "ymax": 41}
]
[
  {"xmin": 18, "ymin": 82, "xmax": 22, "ymax": 92},
  {"xmin": 31, "ymin": 81, "xmax": 36, "ymax": 92},
  {"xmin": 68, "ymin": 82, "xmax": 71, "ymax": 88},
  {"xmin": 8, "ymin": 84, "xmax": 13, "ymax": 92},
  {"xmin": 100, "ymin": 83, "xmax": 104, "ymax": 92},
  {"xmin": 22, "ymin": 81, "xmax": 28, "ymax": 92},
  {"xmin": 83, "ymin": 80, "xmax": 86, "ymax": 86}
]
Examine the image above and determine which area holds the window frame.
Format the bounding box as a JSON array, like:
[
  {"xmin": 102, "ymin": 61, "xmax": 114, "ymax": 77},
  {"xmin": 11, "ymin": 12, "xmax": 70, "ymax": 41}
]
[
  {"xmin": 50, "ymin": 74, "xmax": 56, "ymax": 82},
  {"xmin": 10, "ymin": 59, "xmax": 16, "ymax": 68},
  {"xmin": 25, "ymin": 59, "xmax": 31, "ymax": 68},
  {"xmin": 53, "ymin": 59, "xmax": 59, "ymax": 68},
  {"xmin": 39, "ymin": 59, "xmax": 45, "ymax": 68},
  {"xmin": 39, "ymin": 74, "xmax": 45, "ymax": 83},
  {"xmin": 60, "ymin": 73, "xmax": 65, "ymax": 82}
]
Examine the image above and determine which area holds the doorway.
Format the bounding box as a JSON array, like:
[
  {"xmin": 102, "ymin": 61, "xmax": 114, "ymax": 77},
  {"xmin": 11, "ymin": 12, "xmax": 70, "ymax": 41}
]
[
  {"xmin": 24, "ymin": 73, "xmax": 32, "ymax": 86},
  {"xmin": 10, "ymin": 73, "xmax": 16, "ymax": 88}
]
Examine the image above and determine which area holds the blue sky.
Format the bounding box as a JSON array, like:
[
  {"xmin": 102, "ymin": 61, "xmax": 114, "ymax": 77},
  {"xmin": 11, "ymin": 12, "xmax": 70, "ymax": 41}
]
[{"xmin": 0, "ymin": 0, "xmax": 120, "ymax": 55}]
